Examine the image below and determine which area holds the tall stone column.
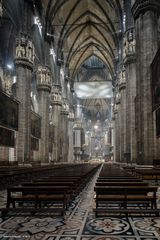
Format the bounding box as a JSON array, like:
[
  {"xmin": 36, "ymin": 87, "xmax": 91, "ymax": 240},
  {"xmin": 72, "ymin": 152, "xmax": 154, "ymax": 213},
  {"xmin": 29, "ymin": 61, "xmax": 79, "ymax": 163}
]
[
  {"xmin": 114, "ymin": 103, "xmax": 120, "ymax": 162},
  {"xmin": 73, "ymin": 119, "xmax": 83, "ymax": 162},
  {"xmin": 124, "ymin": 28, "xmax": 137, "ymax": 163},
  {"xmin": 50, "ymin": 84, "xmax": 62, "ymax": 163},
  {"xmin": 132, "ymin": 0, "xmax": 160, "ymax": 164},
  {"xmin": 14, "ymin": 33, "xmax": 34, "ymax": 163},
  {"xmin": 111, "ymin": 119, "xmax": 115, "ymax": 162},
  {"xmin": 61, "ymin": 98, "xmax": 69, "ymax": 162},
  {"xmin": 36, "ymin": 65, "xmax": 51, "ymax": 163},
  {"xmin": 68, "ymin": 110, "xmax": 75, "ymax": 163},
  {"xmin": 119, "ymin": 67, "xmax": 127, "ymax": 162}
]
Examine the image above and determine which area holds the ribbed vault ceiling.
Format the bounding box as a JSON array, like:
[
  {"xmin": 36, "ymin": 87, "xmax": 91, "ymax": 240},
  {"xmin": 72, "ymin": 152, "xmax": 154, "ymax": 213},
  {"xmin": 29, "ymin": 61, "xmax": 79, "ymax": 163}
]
[{"xmin": 45, "ymin": 0, "xmax": 123, "ymax": 78}]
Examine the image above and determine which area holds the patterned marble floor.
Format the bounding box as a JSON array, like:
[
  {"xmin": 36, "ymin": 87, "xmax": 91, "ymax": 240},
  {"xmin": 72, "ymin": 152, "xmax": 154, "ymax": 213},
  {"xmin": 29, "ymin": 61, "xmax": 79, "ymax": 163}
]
[{"xmin": 0, "ymin": 176, "xmax": 160, "ymax": 240}]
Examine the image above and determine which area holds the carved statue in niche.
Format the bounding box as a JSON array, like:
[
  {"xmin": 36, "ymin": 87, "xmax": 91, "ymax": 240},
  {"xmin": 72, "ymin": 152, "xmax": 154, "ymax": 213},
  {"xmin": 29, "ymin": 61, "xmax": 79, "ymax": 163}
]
[
  {"xmin": 127, "ymin": 29, "xmax": 134, "ymax": 42},
  {"xmin": 119, "ymin": 66, "xmax": 126, "ymax": 84},
  {"xmin": 54, "ymin": 93, "xmax": 57, "ymax": 101},
  {"xmin": 37, "ymin": 66, "xmax": 42, "ymax": 83},
  {"xmin": 40, "ymin": 67, "xmax": 43, "ymax": 84},
  {"xmin": 128, "ymin": 38, "xmax": 136, "ymax": 53},
  {"xmin": 46, "ymin": 71, "xmax": 51, "ymax": 84},
  {"xmin": 41, "ymin": 70, "xmax": 45, "ymax": 83},
  {"xmin": 123, "ymin": 36, "xmax": 128, "ymax": 59},
  {"xmin": 16, "ymin": 34, "xmax": 34, "ymax": 63},
  {"xmin": 116, "ymin": 90, "xmax": 121, "ymax": 104},
  {"xmin": 58, "ymin": 93, "xmax": 61, "ymax": 101},
  {"xmin": 27, "ymin": 40, "xmax": 32, "ymax": 61},
  {"xmin": 126, "ymin": 29, "xmax": 136, "ymax": 55},
  {"xmin": 31, "ymin": 42, "xmax": 35, "ymax": 63},
  {"xmin": 16, "ymin": 44, "xmax": 25, "ymax": 58},
  {"xmin": 21, "ymin": 35, "xmax": 26, "ymax": 46}
]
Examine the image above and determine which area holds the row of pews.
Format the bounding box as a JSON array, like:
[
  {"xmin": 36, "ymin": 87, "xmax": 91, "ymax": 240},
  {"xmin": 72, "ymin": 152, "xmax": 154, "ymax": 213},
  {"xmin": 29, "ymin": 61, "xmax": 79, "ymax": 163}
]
[
  {"xmin": 123, "ymin": 162, "xmax": 160, "ymax": 183},
  {"xmin": 0, "ymin": 164, "xmax": 81, "ymax": 190},
  {"xmin": 94, "ymin": 164, "xmax": 160, "ymax": 217},
  {"xmin": 1, "ymin": 163, "xmax": 101, "ymax": 216}
]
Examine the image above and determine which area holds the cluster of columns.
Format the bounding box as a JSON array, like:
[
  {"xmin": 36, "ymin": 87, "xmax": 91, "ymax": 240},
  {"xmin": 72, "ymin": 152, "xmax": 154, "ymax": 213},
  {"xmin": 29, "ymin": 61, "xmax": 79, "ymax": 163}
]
[
  {"xmin": 0, "ymin": 31, "xmax": 76, "ymax": 164},
  {"xmin": 15, "ymin": 39, "xmax": 76, "ymax": 164},
  {"xmin": 114, "ymin": 0, "xmax": 160, "ymax": 164}
]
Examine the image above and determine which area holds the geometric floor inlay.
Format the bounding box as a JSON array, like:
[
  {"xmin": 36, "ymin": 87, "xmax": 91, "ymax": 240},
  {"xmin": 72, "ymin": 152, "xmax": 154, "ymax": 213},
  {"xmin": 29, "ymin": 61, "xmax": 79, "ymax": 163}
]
[{"xmin": 85, "ymin": 217, "xmax": 131, "ymax": 235}]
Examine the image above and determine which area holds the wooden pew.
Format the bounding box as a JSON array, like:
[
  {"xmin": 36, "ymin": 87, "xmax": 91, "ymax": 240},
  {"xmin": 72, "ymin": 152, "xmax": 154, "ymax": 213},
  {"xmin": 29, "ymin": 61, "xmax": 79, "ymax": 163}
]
[
  {"xmin": 22, "ymin": 182, "xmax": 75, "ymax": 200},
  {"xmin": 97, "ymin": 178, "xmax": 142, "ymax": 182},
  {"xmin": 98, "ymin": 176, "xmax": 138, "ymax": 179},
  {"xmin": 134, "ymin": 169, "xmax": 160, "ymax": 182},
  {"xmin": 6, "ymin": 186, "xmax": 70, "ymax": 216},
  {"xmin": 94, "ymin": 185, "xmax": 158, "ymax": 217},
  {"xmin": 35, "ymin": 177, "xmax": 83, "ymax": 194},
  {"xmin": 38, "ymin": 174, "xmax": 90, "ymax": 192},
  {"xmin": 95, "ymin": 181, "xmax": 148, "ymax": 186}
]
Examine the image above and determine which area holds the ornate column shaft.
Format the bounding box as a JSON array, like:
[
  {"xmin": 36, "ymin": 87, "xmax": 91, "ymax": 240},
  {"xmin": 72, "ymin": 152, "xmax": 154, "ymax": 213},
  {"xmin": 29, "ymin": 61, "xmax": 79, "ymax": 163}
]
[
  {"xmin": 111, "ymin": 119, "xmax": 115, "ymax": 162},
  {"xmin": 73, "ymin": 119, "xmax": 83, "ymax": 162},
  {"xmin": 113, "ymin": 103, "xmax": 120, "ymax": 162},
  {"xmin": 119, "ymin": 67, "xmax": 127, "ymax": 162},
  {"xmin": 124, "ymin": 28, "xmax": 137, "ymax": 163},
  {"xmin": 50, "ymin": 84, "xmax": 62, "ymax": 162},
  {"xmin": 60, "ymin": 98, "xmax": 69, "ymax": 162},
  {"xmin": 132, "ymin": 0, "xmax": 160, "ymax": 164},
  {"xmin": 37, "ymin": 65, "xmax": 51, "ymax": 163},
  {"xmin": 68, "ymin": 110, "xmax": 75, "ymax": 163},
  {"xmin": 14, "ymin": 33, "xmax": 34, "ymax": 163}
]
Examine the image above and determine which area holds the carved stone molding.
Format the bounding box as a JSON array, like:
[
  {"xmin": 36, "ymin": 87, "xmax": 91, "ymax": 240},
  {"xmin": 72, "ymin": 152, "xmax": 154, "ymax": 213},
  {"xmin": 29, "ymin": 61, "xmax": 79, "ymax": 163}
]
[{"xmin": 132, "ymin": 0, "xmax": 160, "ymax": 19}]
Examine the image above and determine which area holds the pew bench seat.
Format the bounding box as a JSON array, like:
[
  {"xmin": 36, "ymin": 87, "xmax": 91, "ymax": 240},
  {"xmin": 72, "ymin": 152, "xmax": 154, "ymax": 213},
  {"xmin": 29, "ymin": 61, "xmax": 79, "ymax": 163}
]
[
  {"xmin": 94, "ymin": 186, "xmax": 158, "ymax": 214},
  {"xmin": 6, "ymin": 186, "xmax": 70, "ymax": 216}
]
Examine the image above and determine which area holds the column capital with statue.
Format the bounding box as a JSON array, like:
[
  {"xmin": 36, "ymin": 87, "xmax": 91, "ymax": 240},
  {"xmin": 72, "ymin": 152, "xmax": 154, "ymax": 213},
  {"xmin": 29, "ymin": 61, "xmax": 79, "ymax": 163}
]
[
  {"xmin": 123, "ymin": 28, "xmax": 136, "ymax": 65},
  {"xmin": 36, "ymin": 65, "xmax": 51, "ymax": 92},
  {"xmin": 50, "ymin": 84, "xmax": 62, "ymax": 106},
  {"xmin": 14, "ymin": 32, "xmax": 35, "ymax": 69},
  {"xmin": 61, "ymin": 98, "xmax": 69, "ymax": 115}
]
